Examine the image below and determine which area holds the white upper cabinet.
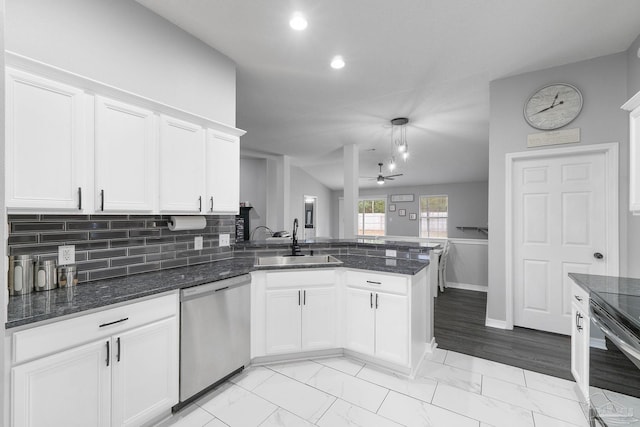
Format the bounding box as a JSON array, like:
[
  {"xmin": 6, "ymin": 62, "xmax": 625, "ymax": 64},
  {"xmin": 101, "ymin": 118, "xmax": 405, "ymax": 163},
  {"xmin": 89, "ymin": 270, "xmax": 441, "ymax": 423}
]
[
  {"xmin": 205, "ymin": 130, "xmax": 240, "ymax": 214},
  {"xmin": 94, "ymin": 96, "xmax": 156, "ymax": 213},
  {"xmin": 623, "ymin": 91, "xmax": 640, "ymax": 215},
  {"xmin": 159, "ymin": 115, "xmax": 205, "ymax": 213},
  {"xmin": 5, "ymin": 58, "xmax": 244, "ymax": 215},
  {"xmin": 6, "ymin": 68, "xmax": 86, "ymax": 212}
]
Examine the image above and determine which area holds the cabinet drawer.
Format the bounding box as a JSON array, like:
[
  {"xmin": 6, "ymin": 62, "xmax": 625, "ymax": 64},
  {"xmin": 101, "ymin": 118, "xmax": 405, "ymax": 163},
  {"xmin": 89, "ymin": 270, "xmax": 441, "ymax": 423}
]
[
  {"xmin": 13, "ymin": 292, "xmax": 178, "ymax": 364},
  {"xmin": 345, "ymin": 270, "xmax": 408, "ymax": 295},
  {"xmin": 266, "ymin": 269, "xmax": 336, "ymax": 289},
  {"xmin": 571, "ymin": 281, "xmax": 590, "ymax": 312}
]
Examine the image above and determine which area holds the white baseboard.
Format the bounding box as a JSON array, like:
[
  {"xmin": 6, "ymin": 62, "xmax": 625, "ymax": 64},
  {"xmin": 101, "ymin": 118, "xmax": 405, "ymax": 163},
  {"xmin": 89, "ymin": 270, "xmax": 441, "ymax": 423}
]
[
  {"xmin": 590, "ymin": 337, "xmax": 607, "ymax": 350},
  {"xmin": 485, "ymin": 318, "xmax": 509, "ymax": 329},
  {"xmin": 446, "ymin": 282, "xmax": 488, "ymax": 293}
]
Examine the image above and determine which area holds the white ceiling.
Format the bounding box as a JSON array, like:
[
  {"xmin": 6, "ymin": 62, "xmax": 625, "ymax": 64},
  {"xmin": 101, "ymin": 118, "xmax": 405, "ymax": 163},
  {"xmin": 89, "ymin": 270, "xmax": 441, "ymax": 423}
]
[{"xmin": 137, "ymin": 0, "xmax": 640, "ymax": 190}]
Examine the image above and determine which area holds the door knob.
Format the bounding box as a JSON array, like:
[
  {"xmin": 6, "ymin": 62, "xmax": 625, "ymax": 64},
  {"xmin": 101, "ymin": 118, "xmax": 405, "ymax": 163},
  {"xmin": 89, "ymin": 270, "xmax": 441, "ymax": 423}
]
[{"xmin": 593, "ymin": 252, "xmax": 604, "ymax": 260}]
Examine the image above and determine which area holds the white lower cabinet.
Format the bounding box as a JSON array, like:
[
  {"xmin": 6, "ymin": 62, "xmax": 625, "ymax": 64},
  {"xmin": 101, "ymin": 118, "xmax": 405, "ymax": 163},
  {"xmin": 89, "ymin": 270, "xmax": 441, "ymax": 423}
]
[
  {"xmin": 12, "ymin": 339, "xmax": 111, "ymax": 427},
  {"xmin": 252, "ymin": 267, "xmax": 428, "ymax": 375},
  {"xmin": 264, "ymin": 286, "xmax": 337, "ymax": 355},
  {"xmin": 10, "ymin": 293, "xmax": 179, "ymax": 427},
  {"xmin": 570, "ymin": 282, "xmax": 590, "ymax": 400},
  {"xmin": 111, "ymin": 318, "xmax": 178, "ymax": 427},
  {"xmin": 344, "ymin": 286, "xmax": 409, "ymax": 366}
]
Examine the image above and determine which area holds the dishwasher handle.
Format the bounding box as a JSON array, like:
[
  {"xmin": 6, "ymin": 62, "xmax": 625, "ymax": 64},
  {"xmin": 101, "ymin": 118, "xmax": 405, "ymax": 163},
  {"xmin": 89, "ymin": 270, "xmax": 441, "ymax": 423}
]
[{"xmin": 181, "ymin": 274, "xmax": 251, "ymax": 301}]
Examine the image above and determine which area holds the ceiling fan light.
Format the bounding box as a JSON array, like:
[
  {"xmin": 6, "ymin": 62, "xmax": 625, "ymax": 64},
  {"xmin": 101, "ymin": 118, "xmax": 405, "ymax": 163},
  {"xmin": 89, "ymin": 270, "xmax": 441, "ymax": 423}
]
[
  {"xmin": 397, "ymin": 144, "xmax": 406, "ymax": 153},
  {"xmin": 388, "ymin": 161, "xmax": 396, "ymax": 171},
  {"xmin": 402, "ymin": 151, "xmax": 409, "ymax": 160},
  {"xmin": 289, "ymin": 12, "xmax": 308, "ymax": 30},
  {"xmin": 377, "ymin": 176, "xmax": 385, "ymax": 185}
]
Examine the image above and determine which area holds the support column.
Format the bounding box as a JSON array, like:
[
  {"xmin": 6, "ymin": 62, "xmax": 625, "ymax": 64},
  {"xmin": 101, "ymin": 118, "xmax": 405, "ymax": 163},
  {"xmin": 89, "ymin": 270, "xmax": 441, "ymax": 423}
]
[
  {"xmin": 266, "ymin": 155, "xmax": 290, "ymax": 232},
  {"xmin": 343, "ymin": 144, "xmax": 359, "ymax": 238}
]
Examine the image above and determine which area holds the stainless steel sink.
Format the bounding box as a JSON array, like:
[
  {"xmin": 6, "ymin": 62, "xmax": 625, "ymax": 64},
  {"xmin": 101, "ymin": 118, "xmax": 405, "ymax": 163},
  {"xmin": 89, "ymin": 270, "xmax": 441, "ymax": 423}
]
[{"xmin": 254, "ymin": 255, "xmax": 343, "ymax": 267}]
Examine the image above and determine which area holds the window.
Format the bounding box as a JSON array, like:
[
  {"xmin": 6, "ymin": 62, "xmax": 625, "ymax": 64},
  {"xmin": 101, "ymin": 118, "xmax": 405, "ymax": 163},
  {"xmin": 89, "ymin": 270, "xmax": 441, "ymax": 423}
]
[
  {"xmin": 358, "ymin": 198, "xmax": 386, "ymax": 236},
  {"xmin": 420, "ymin": 195, "xmax": 448, "ymax": 238}
]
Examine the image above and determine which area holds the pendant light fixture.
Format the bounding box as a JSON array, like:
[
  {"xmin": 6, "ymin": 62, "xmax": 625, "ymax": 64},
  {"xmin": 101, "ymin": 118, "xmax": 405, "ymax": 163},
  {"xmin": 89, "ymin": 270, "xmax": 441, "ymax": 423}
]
[{"xmin": 390, "ymin": 117, "xmax": 409, "ymax": 170}]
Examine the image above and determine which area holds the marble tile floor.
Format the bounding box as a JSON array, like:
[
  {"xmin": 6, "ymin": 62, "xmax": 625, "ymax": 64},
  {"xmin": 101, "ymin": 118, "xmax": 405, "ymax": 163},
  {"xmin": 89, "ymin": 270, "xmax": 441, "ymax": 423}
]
[{"xmin": 155, "ymin": 350, "xmax": 640, "ymax": 427}]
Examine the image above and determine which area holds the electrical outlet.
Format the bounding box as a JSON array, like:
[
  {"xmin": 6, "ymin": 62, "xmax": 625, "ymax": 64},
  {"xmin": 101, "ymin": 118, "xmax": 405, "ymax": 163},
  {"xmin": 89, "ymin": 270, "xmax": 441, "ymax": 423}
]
[
  {"xmin": 194, "ymin": 236, "xmax": 203, "ymax": 251},
  {"xmin": 219, "ymin": 233, "xmax": 230, "ymax": 247},
  {"xmin": 385, "ymin": 249, "xmax": 397, "ymax": 258},
  {"xmin": 58, "ymin": 245, "xmax": 75, "ymax": 265}
]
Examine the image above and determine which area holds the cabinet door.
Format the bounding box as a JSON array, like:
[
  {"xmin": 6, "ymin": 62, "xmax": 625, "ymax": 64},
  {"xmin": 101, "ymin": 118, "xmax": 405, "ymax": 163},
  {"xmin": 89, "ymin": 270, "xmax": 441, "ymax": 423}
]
[
  {"xmin": 265, "ymin": 289, "xmax": 302, "ymax": 354},
  {"xmin": 344, "ymin": 287, "xmax": 375, "ymax": 356},
  {"xmin": 111, "ymin": 317, "xmax": 178, "ymax": 427},
  {"xmin": 301, "ymin": 286, "xmax": 337, "ymax": 350},
  {"xmin": 375, "ymin": 292, "xmax": 409, "ymax": 366},
  {"xmin": 206, "ymin": 130, "xmax": 240, "ymax": 214},
  {"xmin": 571, "ymin": 304, "xmax": 590, "ymax": 400},
  {"xmin": 159, "ymin": 115, "xmax": 205, "ymax": 213},
  {"xmin": 12, "ymin": 339, "xmax": 111, "ymax": 427},
  {"xmin": 6, "ymin": 68, "xmax": 85, "ymax": 212},
  {"xmin": 94, "ymin": 96, "xmax": 156, "ymax": 212}
]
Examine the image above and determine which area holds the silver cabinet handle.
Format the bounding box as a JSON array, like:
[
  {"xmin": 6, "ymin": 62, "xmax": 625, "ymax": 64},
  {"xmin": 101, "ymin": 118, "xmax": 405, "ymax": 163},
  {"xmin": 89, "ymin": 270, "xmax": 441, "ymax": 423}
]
[
  {"xmin": 78, "ymin": 187, "xmax": 82, "ymax": 210},
  {"xmin": 366, "ymin": 280, "xmax": 382, "ymax": 285},
  {"xmin": 375, "ymin": 293, "xmax": 379, "ymax": 309},
  {"xmin": 576, "ymin": 312, "xmax": 583, "ymax": 331},
  {"xmin": 298, "ymin": 290, "xmax": 301, "ymax": 306},
  {"xmin": 100, "ymin": 189, "xmax": 105, "ymax": 211},
  {"xmin": 106, "ymin": 340, "xmax": 110, "ymax": 366},
  {"xmin": 210, "ymin": 196, "xmax": 214, "ymax": 212},
  {"xmin": 303, "ymin": 290, "xmax": 306, "ymax": 305},
  {"xmin": 116, "ymin": 337, "xmax": 121, "ymax": 362},
  {"xmin": 574, "ymin": 295, "xmax": 583, "ymax": 302},
  {"xmin": 370, "ymin": 292, "xmax": 373, "ymax": 308},
  {"xmin": 198, "ymin": 196, "xmax": 202, "ymax": 211}
]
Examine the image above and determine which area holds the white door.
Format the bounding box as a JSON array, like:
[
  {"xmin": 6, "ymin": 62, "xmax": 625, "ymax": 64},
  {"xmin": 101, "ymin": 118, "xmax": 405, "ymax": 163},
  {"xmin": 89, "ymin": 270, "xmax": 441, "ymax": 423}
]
[
  {"xmin": 344, "ymin": 287, "xmax": 375, "ymax": 356},
  {"xmin": 265, "ymin": 289, "xmax": 302, "ymax": 354},
  {"xmin": 374, "ymin": 292, "xmax": 409, "ymax": 365},
  {"xmin": 512, "ymin": 150, "xmax": 612, "ymax": 334},
  {"xmin": 159, "ymin": 115, "xmax": 205, "ymax": 213},
  {"xmin": 301, "ymin": 286, "xmax": 337, "ymax": 350},
  {"xmin": 12, "ymin": 339, "xmax": 111, "ymax": 427},
  {"xmin": 6, "ymin": 68, "xmax": 86, "ymax": 212},
  {"xmin": 206, "ymin": 130, "xmax": 240, "ymax": 214},
  {"xmin": 95, "ymin": 96, "xmax": 156, "ymax": 213},
  {"xmin": 111, "ymin": 317, "xmax": 178, "ymax": 427}
]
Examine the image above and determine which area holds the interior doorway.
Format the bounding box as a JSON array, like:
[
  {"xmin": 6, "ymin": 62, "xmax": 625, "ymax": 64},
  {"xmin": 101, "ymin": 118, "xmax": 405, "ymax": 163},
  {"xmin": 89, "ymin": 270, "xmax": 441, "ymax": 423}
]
[{"xmin": 506, "ymin": 143, "xmax": 619, "ymax": 335}]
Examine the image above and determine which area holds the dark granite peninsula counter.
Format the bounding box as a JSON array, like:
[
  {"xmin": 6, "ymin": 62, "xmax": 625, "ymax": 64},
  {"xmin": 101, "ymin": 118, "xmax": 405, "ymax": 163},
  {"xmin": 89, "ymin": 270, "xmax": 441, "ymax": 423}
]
[
  {"xmin": 7, "ymin": 250, "xmax": 430, "ymax": 329},
  {"xmin": 569, "ymin": 273, "xmax": 640, "ymax": 338}
]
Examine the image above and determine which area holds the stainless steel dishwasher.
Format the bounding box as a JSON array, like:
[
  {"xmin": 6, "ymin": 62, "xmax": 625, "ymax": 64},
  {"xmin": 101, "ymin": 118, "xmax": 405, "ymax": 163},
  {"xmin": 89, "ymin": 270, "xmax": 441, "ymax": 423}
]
[{"xmin": 177, "ymin": 274, "xmax": 251, "ymax": 408}]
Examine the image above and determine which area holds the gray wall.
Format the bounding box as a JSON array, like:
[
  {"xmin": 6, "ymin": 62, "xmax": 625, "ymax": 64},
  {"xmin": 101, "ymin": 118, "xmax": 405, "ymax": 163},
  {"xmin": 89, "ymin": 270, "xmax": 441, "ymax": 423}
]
[
  {"xmin": 290, "ymin": 166, "xmax": 333, "ymax": 238},
  {"xmin": 331, "ymin": 181, "xmax": 488, "ymax": 239},
  {"xmin": 240, "ymin": 157, "xmax": 268, "ymax": 235},
  {"xmin": 240, "ymin": 159, "xmax": 334, "ymax": 238},
  {"xmin": 487, "ymin": 52, "xmax": 631, "ymax": 323},
  {"xmin": 6, "ymin": 0, "xmax": 236, "ymax": 125}
]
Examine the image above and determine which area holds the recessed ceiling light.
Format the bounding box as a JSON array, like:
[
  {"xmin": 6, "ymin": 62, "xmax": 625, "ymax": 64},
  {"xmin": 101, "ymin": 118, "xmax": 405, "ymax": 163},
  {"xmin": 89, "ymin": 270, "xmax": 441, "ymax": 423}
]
[
  {"xmin": 330, "ymin": 55, "xmax": 345, "ymax": 69},
  {"xmin": 289, "ymin": 12, "xmax": 308, "ymax": 30}
]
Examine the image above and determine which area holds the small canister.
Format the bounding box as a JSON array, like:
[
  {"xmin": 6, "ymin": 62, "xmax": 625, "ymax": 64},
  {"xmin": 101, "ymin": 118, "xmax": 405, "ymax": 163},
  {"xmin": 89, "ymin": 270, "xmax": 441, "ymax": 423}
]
[
  {"xmin": 34, "ymin": 259, "xmax": 57, "ymax": 292},
  {"xmin": 57, "ymin": 265, "xmax": 78, "ymax": 287},
  {"xmin": 8, "ymin": 255, "xmax": 34, "ymax": 295}
]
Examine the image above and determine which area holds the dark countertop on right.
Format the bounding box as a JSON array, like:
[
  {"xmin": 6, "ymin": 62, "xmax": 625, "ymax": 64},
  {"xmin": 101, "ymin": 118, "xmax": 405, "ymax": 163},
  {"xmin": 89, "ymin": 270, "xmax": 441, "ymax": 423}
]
[{"xmin": 569, "ymin": 273, "xmax": 640, "ymax": 334}]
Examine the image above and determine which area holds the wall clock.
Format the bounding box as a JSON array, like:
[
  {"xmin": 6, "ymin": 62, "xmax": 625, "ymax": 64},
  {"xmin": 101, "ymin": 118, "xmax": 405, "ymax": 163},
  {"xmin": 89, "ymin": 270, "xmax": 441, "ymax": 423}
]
[{"xmin": 524, "ymin": 83, "xmax": 583, "ymax": 130}]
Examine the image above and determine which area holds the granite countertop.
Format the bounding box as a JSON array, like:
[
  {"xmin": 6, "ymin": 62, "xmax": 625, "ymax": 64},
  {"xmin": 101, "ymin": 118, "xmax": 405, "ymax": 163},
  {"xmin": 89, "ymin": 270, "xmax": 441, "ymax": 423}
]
[
  {"xmin": 569, "ymin": 273, "xmax": 640, "ymax": 335},
  {"xmin": 7, "ymin": 254, "xmax": 429, "ymax": 329}
]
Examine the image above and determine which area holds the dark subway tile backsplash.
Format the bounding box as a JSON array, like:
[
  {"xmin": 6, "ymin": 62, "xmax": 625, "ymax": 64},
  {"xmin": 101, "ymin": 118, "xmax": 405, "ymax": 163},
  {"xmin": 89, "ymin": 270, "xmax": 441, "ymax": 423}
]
[{"xmin": 8, "ymin": 214, "xmax": 235, "ymax": 284}]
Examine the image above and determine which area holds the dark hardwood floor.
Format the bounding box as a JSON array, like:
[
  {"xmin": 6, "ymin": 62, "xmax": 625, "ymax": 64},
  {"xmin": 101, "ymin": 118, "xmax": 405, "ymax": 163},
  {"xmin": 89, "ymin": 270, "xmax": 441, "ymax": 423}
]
[{"xmin": 434, "ymin": 288, "xmax": 640, "ymax": 398}]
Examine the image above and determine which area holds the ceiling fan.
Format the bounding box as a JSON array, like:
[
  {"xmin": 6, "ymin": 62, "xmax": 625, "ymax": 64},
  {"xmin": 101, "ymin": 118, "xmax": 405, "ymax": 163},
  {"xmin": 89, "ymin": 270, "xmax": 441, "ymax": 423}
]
[{"xmin": 369, "ymin": 162, "xmax": 403, "ymax": 185}]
